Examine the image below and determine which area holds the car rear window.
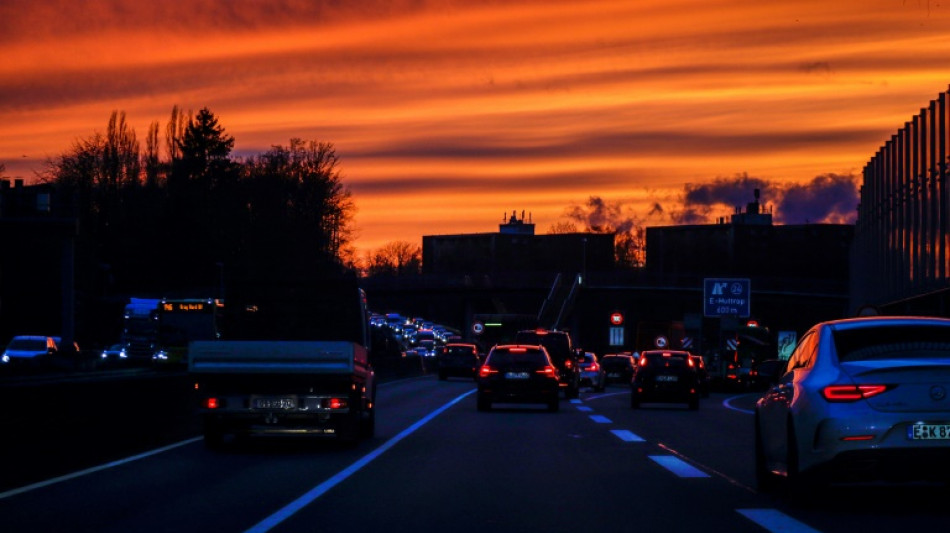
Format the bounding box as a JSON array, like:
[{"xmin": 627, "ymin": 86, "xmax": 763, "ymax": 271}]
[
  {"xmin": 640, "ymin": 352, "xmax": 689, "ymax": 367},
  {"xmin": 446, "ymin": 346, "xmax": 474, "ymax": 356},
  {"xmin": 833, "ymin": 325, "xmax": 950, "ymax": 362},
  {"xmin": 488, "ymin": 348, "xmax": 548, "ymax": 365}
]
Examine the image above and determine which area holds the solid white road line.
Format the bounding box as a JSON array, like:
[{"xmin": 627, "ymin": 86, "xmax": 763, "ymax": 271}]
[
  {"xmin": 737, "ymin": 509, "xmax": 823, "ymax": 533},
  {"xmin": 244, "ymin": 389, "xmax": 476, "ymax": 533},
  {"xmin": 0, "ymin": 437, "xmax": 203, "ymax": 500}
]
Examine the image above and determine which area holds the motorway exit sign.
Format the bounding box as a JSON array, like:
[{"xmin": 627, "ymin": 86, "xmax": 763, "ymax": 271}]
[{"xmin": 703, "ymin": 278, "xmax": 751, "ymax": 318}]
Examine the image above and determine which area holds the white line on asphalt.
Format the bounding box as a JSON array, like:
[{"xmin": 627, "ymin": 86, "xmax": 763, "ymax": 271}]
[
  {"xmin": 0, "ymin": 437, "xmax": 203, "ymax": 500},
  {"xmin": 737, "ymin": 509, "xmax": 823, "ymax": 533},
  {"xmin": 648, "ymin": 455, "xmax": 711, "ymax": 478},
  {"xmin": 244, "ymin": 389, "xmax": 476, "ymax": 533},
  {"xmin": 0, "ymin": 374, "xmax": 445, "ymax": 502},
  {"xmin": 576, "ymin": 406, "xmax": 593, "ymax": 412},
  {"xmin": 589, "ymin": 415, "xmax": 612, "ymax": 424},
  {"xmin": 569, "ymin": 398, "xmax": 583, "ymax": 404},
  {"xmin": 610, "ymin": 429, "xmax": 645, "ymax": 442},
  {"xmin": 722, "ymin": 393, "xmax": 756, "ymax": 414}
]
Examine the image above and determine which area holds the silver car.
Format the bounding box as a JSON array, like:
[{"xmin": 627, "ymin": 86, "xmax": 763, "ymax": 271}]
[{"xmin": 755, "ymin": 316, "xmax": 950, "ymax": 493}]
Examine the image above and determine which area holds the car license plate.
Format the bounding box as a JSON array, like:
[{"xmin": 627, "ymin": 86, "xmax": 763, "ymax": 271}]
[
  {"xmin": 505, "ymin": 372, "xmax": 530, "ymax": 380},
  {"xmin": 608, "ymin": 373, "xmax": 621, "ymax": 378},
  {"xmin": 656, "ymin": 375, "xmax": 678, "ymax": 382},
  {"xmin": 253, "ymin": 397, "xmax": 296, "ymax": 409},
  {"xmin": 907, "ymin": 423, "xmax": 950, "ymax": 440}
]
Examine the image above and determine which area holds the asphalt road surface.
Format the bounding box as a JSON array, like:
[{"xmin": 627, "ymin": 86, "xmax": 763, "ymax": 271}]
[{"xmin": 2, "ymin": 375, "xmax": 948, "ymax": 532}]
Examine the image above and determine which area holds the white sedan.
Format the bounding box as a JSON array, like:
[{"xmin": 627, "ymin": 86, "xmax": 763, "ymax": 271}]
[{"xmin": 755, "ymin": 315, "xmax": 950, "ymax": 494}]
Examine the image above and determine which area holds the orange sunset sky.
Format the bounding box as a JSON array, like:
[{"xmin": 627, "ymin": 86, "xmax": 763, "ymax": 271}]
[{"xmin": 2, "ymin": 0, "xmax": 950, "ymax": 256}]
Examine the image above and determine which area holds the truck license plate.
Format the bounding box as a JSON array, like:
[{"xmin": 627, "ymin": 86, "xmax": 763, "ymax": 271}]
[{"xmin": 253, "ymin": 397, "xmax": 297, "ymax": 409}]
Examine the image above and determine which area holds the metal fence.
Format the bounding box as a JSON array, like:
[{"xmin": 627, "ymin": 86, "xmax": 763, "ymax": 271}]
[{"xmin": 852, "ymin": 86, "xmax": 950, "ymax": 313}]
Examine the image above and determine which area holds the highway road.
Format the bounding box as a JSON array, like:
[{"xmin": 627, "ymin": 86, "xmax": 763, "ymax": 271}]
[{"xmin": 2, "ymin": 375, "xmax": 948, "ymax": 532}]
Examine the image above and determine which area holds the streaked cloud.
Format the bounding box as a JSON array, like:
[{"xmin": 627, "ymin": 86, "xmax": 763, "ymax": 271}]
[{"xmin": 1, "ymin": 0, "xmax": 948, "ymax": 253}]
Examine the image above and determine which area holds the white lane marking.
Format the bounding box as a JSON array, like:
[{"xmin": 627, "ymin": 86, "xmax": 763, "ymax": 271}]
[
  {"xmin": 648, "ymin": 455, "xmax": 710, "ymax": 478},
  {"xmin": 569, "ymin": 399, "xmax": 583, "ymax": 404},
  {"xmin": 610, "ymin": 429, "xmax": 645, "ymax": 442},
  {"xmin": 737, "ymin": 509, "xmax": 823, "ymax": 533},
  {"xmin": 589, "ymin": 415, "xmax": 612, "ymax": 424},
  {"xmin": 0, "ymin": 437, "xmax": 203, "ymax": 500},
  {"xmin": 245, "ymin": 389, "xmax": 476, "ymax": 533},
  {"xmin": 576, "ymin": 406, "xmax": 593, "ymax": 412},
  {"xmin": 722, "ymin": 393, "xmax": 757, "ymax": 415}
]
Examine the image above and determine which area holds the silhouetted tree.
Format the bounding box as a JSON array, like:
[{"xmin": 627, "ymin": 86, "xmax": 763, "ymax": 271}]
[{"xmin": 363, "ymin": 241, "xmax": 422, "ymax": 276}]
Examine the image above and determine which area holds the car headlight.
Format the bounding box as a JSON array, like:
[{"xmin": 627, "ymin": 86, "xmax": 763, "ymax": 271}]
[
  {"xmin": 1, "ymin": 354, "xmax": 9, "ymax": 363},
  {"xmin": 153, "ymin": 351, "xmax": 168, "ymax": 361},
  {"xmin": 101, "ymin": 351, "xmax": 109, "ymax": 359}
]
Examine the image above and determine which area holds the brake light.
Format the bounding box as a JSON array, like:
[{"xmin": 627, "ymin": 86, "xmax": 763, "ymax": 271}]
[
  {"xmin": 204, "ymin": 397, "xmax": 220, "ymax": 409},
  {"xmin": 565, "ymin": 359, "xmax": 573, "ymax": 369},
  {"xmin": 536, "ymin": 366, "xmax": 557, "ymax": 377},
  {"xmin": 822, "ymin": 384, "xmax": 890, "ymax": 402},
  {"xmin": 326, "ymin": 398, "xmax": 348, "ymax": 409},
  {"xmin": 479, "ymin": 365, "xmax": 498, "ymax": 378},
  {"xmin": 687, "ymin": 357, "xmax": 695, "ymax": 368},
  {"xmin": 589, "ymin": 362, "xmax": 599, "ymax": 372},
  {"xmin": 638, "ymin": 356, "xmax": 647, "ymax": 367}
]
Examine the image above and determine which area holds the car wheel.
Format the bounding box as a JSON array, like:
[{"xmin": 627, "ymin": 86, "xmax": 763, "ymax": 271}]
[
  {"xmin": 203, "ymin": 427, "xmax": 225, "ymax": 451},
  {"xmin": 566, "ymin": 383, "xmax": 579, "ymax": 399},
  {"xmin": 688, "ymin": 396, "xmax": 700, "ymax": 410},
  {"xmin": 784, "ymin": 420, "xmax": 820, "ymax": 498},
  {"xmin": 438, "ymin": 371, "xmax": 447, "ymax": 380},
  {"xmin": 630, "ymin": 392, "xmax": 640, "ymax": 409},
  {"xmin": 754, "ymin": 415, "xmax": 779, "ymax": 492},
  {"xmin": 477, "ymin": 394, "xmax": 491, "ymax": 412},
  {"xmin": 548, "ymin": 398, "xmax": 559, "ymax": 412}
]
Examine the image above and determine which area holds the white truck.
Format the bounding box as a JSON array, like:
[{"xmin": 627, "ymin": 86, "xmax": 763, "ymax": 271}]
[{"xmin": 188, "ymin": 278, "xmax": 375, "ymax": 448}]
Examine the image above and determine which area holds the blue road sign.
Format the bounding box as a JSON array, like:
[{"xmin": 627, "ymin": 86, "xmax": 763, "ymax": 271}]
[{"xmin": 703, "ymin": 278, "xmax": 750, "ymax": 318}]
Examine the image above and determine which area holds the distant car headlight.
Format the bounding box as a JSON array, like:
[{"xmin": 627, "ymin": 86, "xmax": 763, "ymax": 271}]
[
  {"xmin": 1, "ymin": 354, "xmax": 9, "ymax": 363},
  {"xmin": 153, "ymin": 350, "xmax": 168, "ymax": 361},
  {"xmin": 119, "ymin": 349, "xmax": 127, "ymax": 359},
  {"xmin": 101, "ymin": 351, "xmax": 109, "ymax": 359}
]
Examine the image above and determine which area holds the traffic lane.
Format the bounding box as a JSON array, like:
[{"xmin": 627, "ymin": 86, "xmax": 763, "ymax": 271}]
[
  {"xmin": 585, "ymin": 387, "xmax": 950, "ymax": 533},
  {"xmin": 265, "ymin": 389, "xmax": 771, "ymax": 533},
  {"xmin": 0, "ymin": 375, "xmax": 470, "ymax": 533}
]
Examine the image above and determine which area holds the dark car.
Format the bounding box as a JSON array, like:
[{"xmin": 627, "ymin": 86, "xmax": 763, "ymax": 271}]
[
  {"xmin": 476, "ymin": 345, "xmax": 560, "ymax": 412},
  {"xmin": 601, "ymin": 353, "xmax": 636, "ymax": 385},
  {"xmin": 689, "ymin": 354, "xmax": 710, "ymax": 397},
  {"xmin": 631, "ymin": 350, "xmax": 701, "ymax": 410},
  {"xmin": 437, "ymin": 343, "xmax": 480, "ymax": 380},
  {"xmin": 746, "ymin": 358, "xmax": 786, "ymax": 391},
  {"xmin": 514, "ymin": 329, "xmax": 580, "ymax": 398}
]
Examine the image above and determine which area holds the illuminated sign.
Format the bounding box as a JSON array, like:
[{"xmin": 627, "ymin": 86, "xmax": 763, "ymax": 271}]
[
  {"xmin": 610, "ymin": 312, "xmax": 624, "ymax": 326},
  {"xmin": 162, "ymin": 301, "xmax": 211, "ymax": 313}
]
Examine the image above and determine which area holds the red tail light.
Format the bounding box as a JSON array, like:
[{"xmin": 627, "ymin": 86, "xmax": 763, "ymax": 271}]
[
  {"xmin": 479, "ymin": 365, "xmax": 497, "ymax": 378},
  {"xmin": 687, "ymin": 357, "xmax": 695, "ymax": 368},
  {"xmin": 638, "ymin": 356, "xmax": 647, "ymax": 367},
  {"xmin": 536, "ymin": 365, "xmax": 557, "ymax": 377},
  {"xmin": 589, "ymin": 362, "xmax": 599, "ymax": 372},
  {"xmin": 204, "ymin": 397, "xmax": 220, "ymax": 409},
  {"xmin": 822, "ymin": 384, "xmax": 890, "ymax": 402},
  {"xmin": 565, "ymin": 359, "xmax": 573, "ymax": 369},
  {"xmin": 326, "ymin": 398, "xmax": 348, "ymax": 409}
]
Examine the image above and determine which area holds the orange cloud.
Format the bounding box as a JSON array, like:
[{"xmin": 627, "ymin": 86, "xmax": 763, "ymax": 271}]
[{"xmin": 2, "ymin": 0, "xmax": 949, "ymax": 254}]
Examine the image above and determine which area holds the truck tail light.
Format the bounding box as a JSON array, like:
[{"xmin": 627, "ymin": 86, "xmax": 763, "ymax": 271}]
[{"xmin": 326, "ymin": 398, "xmax": 348, "ymax": 409}]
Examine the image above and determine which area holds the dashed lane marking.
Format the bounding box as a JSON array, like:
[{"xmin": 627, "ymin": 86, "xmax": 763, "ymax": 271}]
[
  {"xmin": 589, "ymin": 415, "xmax": 612, "ymax": 423},
  {"xmin": 610, "ymin": 429, "xmax": 645, "ymax": 442},
  {"xmin": 648, "ymin": 455, "xmax": 711, "ymax": 478}
]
